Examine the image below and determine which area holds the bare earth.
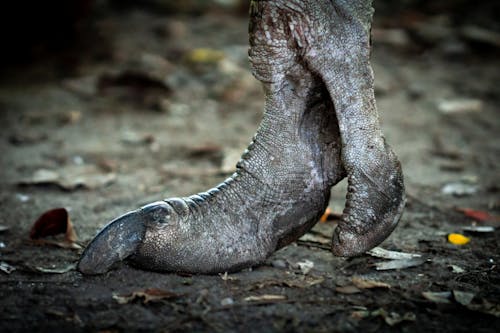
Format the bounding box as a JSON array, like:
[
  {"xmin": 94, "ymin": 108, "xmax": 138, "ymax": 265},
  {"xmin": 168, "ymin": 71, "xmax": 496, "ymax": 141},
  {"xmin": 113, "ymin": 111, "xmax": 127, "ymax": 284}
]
[{"xmin": 0, "ymin": 5, "xmax": 499, "ymax": 332}]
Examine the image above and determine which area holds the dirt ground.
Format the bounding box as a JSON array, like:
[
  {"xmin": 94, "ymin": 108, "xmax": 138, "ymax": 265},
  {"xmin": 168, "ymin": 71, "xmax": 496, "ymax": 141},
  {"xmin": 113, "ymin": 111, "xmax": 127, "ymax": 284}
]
[{"xmin": 0, "ymin": 2, "xmax": 499, "ymax": 332}]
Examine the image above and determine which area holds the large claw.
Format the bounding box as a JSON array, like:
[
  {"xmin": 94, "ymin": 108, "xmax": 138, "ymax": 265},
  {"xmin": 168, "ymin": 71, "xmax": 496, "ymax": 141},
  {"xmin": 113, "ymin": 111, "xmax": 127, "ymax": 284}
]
[{"xmin": 78, "ymin": 202, "xmax": 170, "ymax": 275}]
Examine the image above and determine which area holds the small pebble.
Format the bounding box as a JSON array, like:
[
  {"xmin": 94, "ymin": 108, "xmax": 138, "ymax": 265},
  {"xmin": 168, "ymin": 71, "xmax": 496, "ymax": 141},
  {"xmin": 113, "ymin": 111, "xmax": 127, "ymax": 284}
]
[
  {"xmin": 220, "ymin": 297, "xmax": 234, "ymax": 306},
  {"xmin": 271, "ymin": 259, "xmax": 287, "ymax": 269}
]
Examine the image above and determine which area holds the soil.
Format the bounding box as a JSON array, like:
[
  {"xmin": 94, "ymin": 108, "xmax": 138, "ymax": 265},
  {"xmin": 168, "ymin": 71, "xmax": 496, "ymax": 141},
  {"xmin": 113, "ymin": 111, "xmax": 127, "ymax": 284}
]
[{"xmin": 0, "ymin": 3, "xmax": 499, "ymax": 332}]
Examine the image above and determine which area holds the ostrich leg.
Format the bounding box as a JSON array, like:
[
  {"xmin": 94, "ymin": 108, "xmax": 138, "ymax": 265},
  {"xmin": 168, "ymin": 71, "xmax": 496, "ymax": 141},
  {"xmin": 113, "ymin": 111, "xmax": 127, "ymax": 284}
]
[
  {"xmin": 78, "ymin": 5, "xmax": 344, "ymax": 274},
  {"xmin": 78, "ymin": 0, "xmax": 405, "ymax": 274}
]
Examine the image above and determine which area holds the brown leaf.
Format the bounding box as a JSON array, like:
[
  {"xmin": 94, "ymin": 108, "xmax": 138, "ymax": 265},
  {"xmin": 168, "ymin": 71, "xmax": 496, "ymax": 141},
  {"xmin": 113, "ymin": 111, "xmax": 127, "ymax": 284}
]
[
  {"xmin": 352, "ymin": 277, "xmax": 391, "ymax": 289},
  {"xmin": 30, "ymin": 208, "xmax": 69, "ymax": 239},
  {"xmin": 113, "ymin": 288, "xmax": 180, "ymax": 304},
  {"xmin": 30, "ymin": 208, "xmax": 79, "ymax": 248}
]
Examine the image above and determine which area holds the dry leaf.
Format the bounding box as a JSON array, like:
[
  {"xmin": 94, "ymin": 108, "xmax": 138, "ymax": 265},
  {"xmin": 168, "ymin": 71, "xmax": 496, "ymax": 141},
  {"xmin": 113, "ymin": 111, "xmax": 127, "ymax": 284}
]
[
  {"xmin": 449, "ymin": 265, "xmax": 465, "ymax": 273},
  {"xmin": 352, "ymin": 277, "xmax": 391, "ymax": 289},
  {"xmin": 447, "ymin": 233, "xmax": 470, "ymax": 245},
  {"xmin": 299, "ymin": 232, "xmax": 330, "ymax": 245},
  {"xmin": 113, "ymin": 288, "xmax": 180, "ymax": 304},
  {"xmin": 30, "ymin": 208, "xmax": 71, "ymax": 239},
  {"xmin": 336, "ymin": 285, "xmax": 362, "ymax": 294},
  {"xmin": 422, "ymin": 291, "xmax": 452, "ymax": 304},
  {"xmin": 35, "ymin": 263, "xmax": 76, "ymax": 274},
  {"xmin": 453, "ymin": 290, "xmax": 475, "ymax": 306},
  {"xmin": 244, "ymin": 294, "xmax": 286, "ymax": 302},
  {"xmin": 367, "ymin": 247, "xmax": 422, "ymax": 260},
  {"xmin": 374, "ymin": 258, "xmax": 427, "ymax": 271},
  {"xmin": 0, "ymin": 261, "xmax": 16, "ymax": 274},
  {"xmin": 30, "ymin": 208, "xmax": 80, "ymax": 249}
]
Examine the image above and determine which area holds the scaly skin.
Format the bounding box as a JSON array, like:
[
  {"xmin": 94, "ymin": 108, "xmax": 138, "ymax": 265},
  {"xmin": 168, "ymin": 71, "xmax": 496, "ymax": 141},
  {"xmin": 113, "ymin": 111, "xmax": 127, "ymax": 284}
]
[{"xmin": 78, "ymin": 0, "xmax": 405, "ymax": 275}]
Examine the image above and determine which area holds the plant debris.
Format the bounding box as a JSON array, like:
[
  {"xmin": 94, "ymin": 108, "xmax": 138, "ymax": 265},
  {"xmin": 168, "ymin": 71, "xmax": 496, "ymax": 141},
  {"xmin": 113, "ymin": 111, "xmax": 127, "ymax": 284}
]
[
  {"xmin": 367, "ymin": 247, "xmax": 426, "ymax": 270},
  {"xmin": 367, "ymin": 247, "xmax": 422, "ymax": 260},
  {"xmin": 374, "ymin": 258, "xmax": 427, "ymax": 271},
  {"xmin": 351, "ymin": 308, "xmax": 416, "ymax": 326},
  {"xmin": 248, "ymin": 274, "xmax": 325, "ymax": 291},
  {"xmin": 447, "ymin": 233, "xmax": 470, "ymax": 245},
  {"xmin": 351, "ymin": 276, "xmax": 391, "ymax": 289},
  {"xmin": 449, "ymin": 265, "xmax": 465, "ymax": 273},
  {"xmin": 35, "ymin": 263, "xmax": 76, "ymax": 274},
  {"xmin": 113, "ymin": 288, "xmax": 181, "ymax": 304},
  {"xmin": 243, "ymin": 294, "xmax": 286, "ymax": 303},
  {"xmin": 422, "ymin": 291, "xmax": 452, "ymax": 304}
]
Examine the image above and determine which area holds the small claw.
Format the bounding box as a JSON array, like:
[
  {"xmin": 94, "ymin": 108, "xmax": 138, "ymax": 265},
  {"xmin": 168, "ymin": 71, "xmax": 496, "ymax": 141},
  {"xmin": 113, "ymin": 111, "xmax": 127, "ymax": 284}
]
[
  {"xmin": 332, "ymin": 194, "xmax": 406, "ymax": 257},
  {"xmin": 331, "ymin": 157, "xmax": 406, "ymax": 257},
  {"xmin": 78, "ymin": 209, "xmax": 146, "ymax": 275}
]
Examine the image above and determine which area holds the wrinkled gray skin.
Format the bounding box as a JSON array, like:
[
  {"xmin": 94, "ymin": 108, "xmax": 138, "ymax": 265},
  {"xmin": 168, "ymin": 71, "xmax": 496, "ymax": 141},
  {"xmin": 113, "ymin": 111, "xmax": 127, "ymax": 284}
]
[{"xmin": 78, "ymin": 0, "xmax": 405, "ymax": 275}]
